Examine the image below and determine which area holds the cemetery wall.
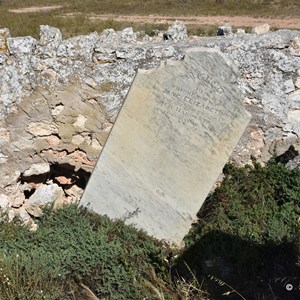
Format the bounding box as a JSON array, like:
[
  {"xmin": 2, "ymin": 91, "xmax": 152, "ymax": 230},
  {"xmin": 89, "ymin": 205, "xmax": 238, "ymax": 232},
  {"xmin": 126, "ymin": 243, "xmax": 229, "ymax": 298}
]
[{"xmin": 0, "ymin": 23, "xmax": 300, "ymax": 224}]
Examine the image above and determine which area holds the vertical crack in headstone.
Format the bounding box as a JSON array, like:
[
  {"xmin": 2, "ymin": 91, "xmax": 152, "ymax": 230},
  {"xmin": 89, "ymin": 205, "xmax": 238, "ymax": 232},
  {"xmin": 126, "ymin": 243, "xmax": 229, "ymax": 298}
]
[{"xmin": 80, "ymin": 48, "xmax": 251, "ymax": 244}]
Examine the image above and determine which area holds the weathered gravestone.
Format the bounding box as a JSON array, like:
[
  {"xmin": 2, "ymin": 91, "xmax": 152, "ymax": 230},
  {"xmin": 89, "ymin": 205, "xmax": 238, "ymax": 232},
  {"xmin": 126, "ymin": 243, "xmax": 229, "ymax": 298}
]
[{"xmin": 80, "ymin": 48, "xmax": 251, "ymax": 244}]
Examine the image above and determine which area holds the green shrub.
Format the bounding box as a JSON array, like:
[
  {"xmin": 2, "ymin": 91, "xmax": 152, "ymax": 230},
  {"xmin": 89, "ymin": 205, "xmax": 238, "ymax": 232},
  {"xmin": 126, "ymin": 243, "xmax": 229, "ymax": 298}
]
[
  {"xmin": 186, "ymin": 159, "xmax": 300, "ymax": 247},
  {"xmin": 1, "ymin": 159, "xmax": 299, "ymax": 299},
  {"xmin": 0, "ymin": 205, "xmax": 171, "ymax": 299},
  {"xmin": 176, "ymin": 159, "xmax": 300, "ymax": 299}
]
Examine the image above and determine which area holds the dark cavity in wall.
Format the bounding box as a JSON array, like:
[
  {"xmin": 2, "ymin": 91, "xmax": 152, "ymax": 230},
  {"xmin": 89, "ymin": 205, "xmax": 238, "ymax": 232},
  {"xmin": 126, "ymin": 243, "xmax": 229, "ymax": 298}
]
[
  {"xmin": 275, "ymin": 145, "xmax": 299, "ymax": 164},
  {"xmin": 20, "ymin": 163, "xmax": 91, "ymax": 198}
]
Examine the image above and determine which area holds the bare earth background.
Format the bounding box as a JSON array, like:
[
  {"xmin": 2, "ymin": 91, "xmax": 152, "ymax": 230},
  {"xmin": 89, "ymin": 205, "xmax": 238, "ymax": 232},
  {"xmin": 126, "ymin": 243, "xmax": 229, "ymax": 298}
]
[
  {"xmin": 7, "ymin": 6, "xmax": 300, "ymax": 29},
  {"xmin": 1, "ymin": 0, "xmax": 300, "ymax": 37}
]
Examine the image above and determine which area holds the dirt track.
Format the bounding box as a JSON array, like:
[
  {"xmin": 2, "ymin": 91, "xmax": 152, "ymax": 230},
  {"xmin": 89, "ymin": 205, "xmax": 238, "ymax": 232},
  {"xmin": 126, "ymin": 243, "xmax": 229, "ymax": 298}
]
[
  {"xmin": 89, "ymin": 14, "xmax": 300, "ymax": 29},
  {"xmin": 9, "ymin": 6, "xmax": 63, "ymax": 13},
  {"xmin": 8, "ymin": 5, "xmax": 300, "ymax": 30}
]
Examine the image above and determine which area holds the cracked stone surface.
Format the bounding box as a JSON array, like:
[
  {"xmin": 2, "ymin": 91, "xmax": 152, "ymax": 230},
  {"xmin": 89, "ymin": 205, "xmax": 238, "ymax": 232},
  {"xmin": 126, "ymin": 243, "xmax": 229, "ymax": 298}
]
[{"xmin": 1, "ymin": 22, "xmax": 300, "ymax": 223}]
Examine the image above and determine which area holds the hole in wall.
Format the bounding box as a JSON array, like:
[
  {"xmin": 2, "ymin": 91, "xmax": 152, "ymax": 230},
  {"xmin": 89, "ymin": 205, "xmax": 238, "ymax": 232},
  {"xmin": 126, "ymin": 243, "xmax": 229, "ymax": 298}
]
[
  {"xmin": 275, "ymin": 145, "xmax": 299, "ymax": 164},
  {"xmin": 24, "ymin": 189, "xmax": 36, "ymax": 199},
  {"xmin": 50, "ymin": 163, "xmax": 91, "ymax": 190},
  {"xmin": 20, "ymin": 163, "xmax": 91, "ymax": 197}
]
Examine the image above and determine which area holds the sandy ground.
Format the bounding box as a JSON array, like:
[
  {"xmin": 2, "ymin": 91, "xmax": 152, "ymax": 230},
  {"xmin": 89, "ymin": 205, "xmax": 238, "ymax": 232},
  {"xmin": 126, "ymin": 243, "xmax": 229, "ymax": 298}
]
[
  {"xmin": 89, "ymin": 14, "xmax": 300, "ymax": 29},
  {"xmin": 8, "ymin": 6, "xmax": 300, "ymax": 29},
  {"xmin": 9, "ymin": 6, "xmax": 63, "ymax": 13}
]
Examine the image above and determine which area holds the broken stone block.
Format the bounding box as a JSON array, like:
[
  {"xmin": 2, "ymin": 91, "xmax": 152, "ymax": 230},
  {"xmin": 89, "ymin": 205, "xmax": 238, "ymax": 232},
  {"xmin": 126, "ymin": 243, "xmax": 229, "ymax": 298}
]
[
  {"xmin": 23, "ymin": 163, "xmax": 50, "ymax": 177},
  {"xmin": 0, "ymin": 128, "xmax": 10, "ymax": 145},
  {"xmin": 65, "ymin": 185, "xmax": 84, "ymax": 202},
  {"xmin": 0, "ymin": 151, "xmax": 8, "ymax": 164},
  {"xmin": 17, "ymin": 207, "xmax": 32, "ymax": 224},
  {"xmin": 164, "ymin": 20, "xmax": 188, "ymax": 42},
  {"xmin": 56, "ymin": 32, "xmax": 99, "ymax": 60},
  {"xmin": 289, "ymin": 90, "xmax": 300, "ymax": 109},
  {"xmin": 12, "ymin": 192, "xmax": 25, "ymax": 208},
  {"xmin": 121, "ymin": 27, "xmax": 137, "ymax": 42},
  {"xmin": 0, "ymin": 194, "xmax": 9, "ymax": 209},
  {"xmin": 7, "ymin": 36, "xmax": 37, "ymax": 56},
  {"xmin": 27, "ymin": 183, "xmax": 64, "ymax": 208},
  {"xmin": 295, "ymin": 77, "xmax": 300, "ymax": 89},
  {"xmin": 29, "ymin": 223, "xmax": 39, "ymax": 231},
  {"xmin": 28, "ymin": 122, "xmax": 59, "ymax": 136},
  {"xmin": 290, "ymin": 37, "xmax": 300, "ymax": 56},
  {"xmin": 251, "ymin": 24, "xmax": 270, "ymax": 35},
  {"xmin": 284, "ymin": 79, "xmax": 295, "ymax": 94},
  {"xmin": 217, "ymin": 24, "xmax": 233, "ymax": 36},
  {"xmin": 1, "ymin": 166, "xmax": 21, "ymax": 189},
  {"xmin": 236, "ymin": 28, "xmax": 246, "ymax": 35},
  {"xmin": 39, "ymin": 25, "xmax": 62, "ymax": 49}
]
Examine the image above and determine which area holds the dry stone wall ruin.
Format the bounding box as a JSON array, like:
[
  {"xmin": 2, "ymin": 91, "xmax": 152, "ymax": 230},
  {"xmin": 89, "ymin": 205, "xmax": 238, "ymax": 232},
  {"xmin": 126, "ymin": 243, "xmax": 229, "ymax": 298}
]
[{"xmin": 1, "ymin": 22, "xmax": 300, "ymax": 228}]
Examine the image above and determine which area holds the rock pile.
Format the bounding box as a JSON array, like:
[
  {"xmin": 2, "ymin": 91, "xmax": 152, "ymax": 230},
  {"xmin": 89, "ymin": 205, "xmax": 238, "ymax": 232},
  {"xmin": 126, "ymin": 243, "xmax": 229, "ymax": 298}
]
[{"xmin": 0, "ymin": 21, "xmax": 300, "ymax": 224}]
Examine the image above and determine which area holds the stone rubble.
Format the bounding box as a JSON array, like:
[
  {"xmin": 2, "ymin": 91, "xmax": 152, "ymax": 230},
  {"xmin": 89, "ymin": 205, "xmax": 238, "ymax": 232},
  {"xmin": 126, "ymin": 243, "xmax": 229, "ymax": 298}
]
[
  {"xmin": 217, "ymin": 24, "xmax": 233, "ymax": 36},
  {"xmin": 163, "ymin": 20, "xmax": 188, "ymax": 42},
  {"xmin": 0, "ymin": 21, "xmax": 300, "ymax": 222},
  {"xmin": 251, "ymin": 23, "xmax": 271, "ymax": 35}
]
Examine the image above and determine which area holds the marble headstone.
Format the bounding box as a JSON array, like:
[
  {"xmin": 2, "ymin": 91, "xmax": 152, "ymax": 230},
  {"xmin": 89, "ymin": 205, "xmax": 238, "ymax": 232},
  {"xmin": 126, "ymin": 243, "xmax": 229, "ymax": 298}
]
[{"xmin": 80, "ymin": 48, "xmax": 251, "ymax": 244}]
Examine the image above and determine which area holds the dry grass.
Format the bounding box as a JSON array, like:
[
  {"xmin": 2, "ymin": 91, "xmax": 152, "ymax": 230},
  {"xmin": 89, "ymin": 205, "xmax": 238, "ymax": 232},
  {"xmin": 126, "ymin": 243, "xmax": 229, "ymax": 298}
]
[
  {"xmin": 3, "ymin": 0, "xmax": 300, "ymax": 17},
  {"xmin": 0, "ymin": 0, "xmax": 299, "ymax": 38}
]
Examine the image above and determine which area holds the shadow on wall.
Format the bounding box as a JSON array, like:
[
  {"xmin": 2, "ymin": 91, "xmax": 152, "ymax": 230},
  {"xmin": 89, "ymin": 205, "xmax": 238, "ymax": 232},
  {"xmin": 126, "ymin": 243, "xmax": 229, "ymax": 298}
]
[{"xmin": 172, "ymin": 230, "xmax": 300, "ymax": 300}]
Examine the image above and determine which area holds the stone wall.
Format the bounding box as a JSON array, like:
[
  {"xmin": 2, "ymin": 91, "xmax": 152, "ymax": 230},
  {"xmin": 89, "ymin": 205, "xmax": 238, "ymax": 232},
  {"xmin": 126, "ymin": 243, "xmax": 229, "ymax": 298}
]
[{"xmin": 0, "ymin": 23, "xmax": 300, "ymax": 225}]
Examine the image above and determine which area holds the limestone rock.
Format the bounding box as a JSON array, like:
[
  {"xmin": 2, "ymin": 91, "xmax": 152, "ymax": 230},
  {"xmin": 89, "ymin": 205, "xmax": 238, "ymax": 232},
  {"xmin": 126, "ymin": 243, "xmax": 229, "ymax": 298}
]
[
  {"xmin": 28, "ymin": 122, "xmax": 58, "ymax": 136},
  {"xmin": 17, "ymin": 207, "xmax": 32, "ymax": 223},
  {"xmin": 29, "ymin": 223, "xmax": 39, "ymax": 231},
  {"xmin": 71, "ymin": 134, "xmax": 85, "ymax": 145},
  {"xmin": 286, "ymin": 110, "xmax": 300, "ymax": 136},
  {"xmin": 1, "ymin": 25, "xmax": 300, "ymax": 205},
  {"xmin": 236, "ymin": 28, "xmax": 245, "ymax": 35},
  {"xmin": 0, "ymin": 128, "xmax": 10, "ymax": 145},
  {"xmin": 65, "ymin": 185, "xmax": 84, "ymax": 202},
  {"xmin": 284, "ymin": 79, "xmax": 295, "ymax": 94},
  {"xmin": 0, "ymin": 194, "xmax": 9, "ymax": 208},
  {"xmin": 290, "ymin": 37, "xmax": 300, "ymax": 56},
  {"xmin": 12, "ymin": 192, "xmax": 25, "ymax": 208},
  {"xmin": 217, "ymin": 24, "xmax": 233, "ymax": 36},
  {"xmin": 23, "ymin": 163, "xmax": 50, "ymax": 177},
  {"xmin": 164, "ymin": 20, "xmax": 187, "ymax": 42},
  {"xmin": 99, "ymin": 28, "xmax": 121, "ymax": 44},
  {"xmin": 73, "ymin": 114, "xmax": 87, "ymax": 131},
  {"xmin": 121, "ymin": 27, "xmax": 137, "ymax": 42},
  {"xmin": 57, "ymin": 32, "xmax": 98, "ymax": 60},
  {"xmin": 39, "ymin": 25, "xmax": 62, "ymax": 49},
  {"xmin": 289, "ymin": 90, "xmax": 300, "ymax": 109},
  {"xmin": 1, "ymin": 167, "xmax": 21, "ymax": 189},
  {"xmin": 251, "ymin": 24, "xmax": 270, "ymax": 35},
  {"xmin": 0, "ymin": 151, "xmax": 8, "ymax": 164},
  {"xmin": 7, "ymin": 209, "xmax": 15, "ymax": 222},
  {"xmin": 0, "ymin": 53, "xmax": 7, "ymax": 64},
  {"xmin": 27, "ymin": 183, "xmax": 64, "ymax": 208},
  {"xmin": 295, "ymin": 77, "xmax": 300, "ymax": 89},
  {"xmin": 7, "ymin": 36, "xmax": 37, "ymax": 56}
]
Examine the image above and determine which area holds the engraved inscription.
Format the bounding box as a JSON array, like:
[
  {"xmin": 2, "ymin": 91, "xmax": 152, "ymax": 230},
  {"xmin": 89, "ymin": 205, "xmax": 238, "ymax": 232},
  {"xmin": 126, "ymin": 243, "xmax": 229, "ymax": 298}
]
[
  {"xmin": 179, "ymin": 71, "xmax": 224, "ymax": 95},
  {"xmin": 80, "ymin": 49, "xmax": 251, "ymax": 244}
]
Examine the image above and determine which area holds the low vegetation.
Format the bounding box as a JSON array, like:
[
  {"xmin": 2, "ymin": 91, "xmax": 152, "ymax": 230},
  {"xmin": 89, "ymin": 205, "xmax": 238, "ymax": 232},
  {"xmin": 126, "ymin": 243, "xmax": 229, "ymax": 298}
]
[
  {"xmin": 0, "ymin": 159, "xmax": 299, "ymax": 299},
  {"xmin": 175, "ymin": 159, "xmax": 300, "ymax": 299},
  {"xmin": 0, "ymin": 205, "xmax": 173, "ymax": 299},
  {"xmin": 0, "ymin": 0, "xmax": 299, "ymax": 38}
]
